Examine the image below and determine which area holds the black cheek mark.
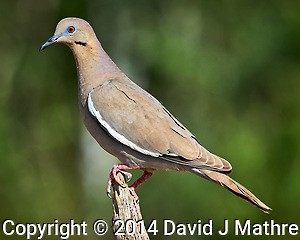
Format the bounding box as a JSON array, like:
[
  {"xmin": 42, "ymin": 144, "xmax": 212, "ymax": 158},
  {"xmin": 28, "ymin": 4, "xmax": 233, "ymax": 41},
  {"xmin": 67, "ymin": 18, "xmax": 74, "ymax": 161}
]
[{"xmin": 75, "ymin": 41, "xmax": 87, "ymax": 46}]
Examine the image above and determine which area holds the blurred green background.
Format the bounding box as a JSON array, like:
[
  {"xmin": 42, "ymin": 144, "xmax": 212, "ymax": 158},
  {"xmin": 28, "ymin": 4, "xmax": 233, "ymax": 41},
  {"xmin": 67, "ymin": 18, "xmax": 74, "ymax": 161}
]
[{"xmin": 1, "ymin": 0, "xmax": 299, "ymax": 239}]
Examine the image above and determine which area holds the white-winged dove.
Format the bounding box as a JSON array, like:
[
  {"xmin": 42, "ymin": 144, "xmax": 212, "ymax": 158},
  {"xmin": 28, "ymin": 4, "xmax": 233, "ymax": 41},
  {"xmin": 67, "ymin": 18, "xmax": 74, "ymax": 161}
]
[{"xmin": 40, "ymin": 17, "xmax": 271, "ymax": 213}]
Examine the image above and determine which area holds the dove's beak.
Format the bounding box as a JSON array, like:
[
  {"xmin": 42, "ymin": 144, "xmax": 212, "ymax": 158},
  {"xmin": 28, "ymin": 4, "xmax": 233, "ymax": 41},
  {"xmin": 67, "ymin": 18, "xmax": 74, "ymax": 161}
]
[{"xmin": 39, "ymin": 34, "xmax": 62, "ymax": 51}]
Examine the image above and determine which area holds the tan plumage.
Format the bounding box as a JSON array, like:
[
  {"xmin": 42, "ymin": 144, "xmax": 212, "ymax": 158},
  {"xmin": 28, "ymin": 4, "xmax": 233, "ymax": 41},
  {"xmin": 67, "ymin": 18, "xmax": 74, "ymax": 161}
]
[
  {"xmin": 192, "ymin": 169, "xmax": 271, "ymax": 213},
  {"xmin": 40, "ymin": 17, "xmax": 271, "ymax": 213}
]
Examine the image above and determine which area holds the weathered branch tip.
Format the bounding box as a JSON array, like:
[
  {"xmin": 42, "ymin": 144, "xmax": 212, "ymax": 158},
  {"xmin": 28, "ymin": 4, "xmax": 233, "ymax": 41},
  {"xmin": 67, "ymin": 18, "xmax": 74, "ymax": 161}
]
[{"xmin": 111, "ymin": 172, "xmax": 150, "ymax": 240}]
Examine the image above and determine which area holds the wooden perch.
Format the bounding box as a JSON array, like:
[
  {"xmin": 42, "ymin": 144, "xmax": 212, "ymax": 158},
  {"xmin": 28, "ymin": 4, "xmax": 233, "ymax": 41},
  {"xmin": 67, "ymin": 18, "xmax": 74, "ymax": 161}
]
[{"xmin": 111, "ymin": 172, "xmax": 150, "ymax": 240}]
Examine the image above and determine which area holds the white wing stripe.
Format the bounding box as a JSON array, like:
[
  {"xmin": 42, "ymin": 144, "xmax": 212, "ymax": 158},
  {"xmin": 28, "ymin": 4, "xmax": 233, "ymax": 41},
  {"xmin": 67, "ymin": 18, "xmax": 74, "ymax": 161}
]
[{"xmin": 87, "ymin": 92, "xmax": 161, "ymax": 157}]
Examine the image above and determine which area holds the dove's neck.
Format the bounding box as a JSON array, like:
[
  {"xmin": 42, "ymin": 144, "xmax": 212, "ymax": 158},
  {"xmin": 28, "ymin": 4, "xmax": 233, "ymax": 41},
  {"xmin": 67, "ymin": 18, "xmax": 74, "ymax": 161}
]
[{"xmin": 71, "ymin": 41, "xmax": 123, "ymax": 106}]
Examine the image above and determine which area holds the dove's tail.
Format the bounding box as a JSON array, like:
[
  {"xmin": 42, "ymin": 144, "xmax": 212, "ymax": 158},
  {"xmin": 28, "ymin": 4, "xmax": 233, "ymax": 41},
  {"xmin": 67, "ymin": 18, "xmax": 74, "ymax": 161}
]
[{"xmin": 190, "ymin": 168, "xmax": 272, "ymax": 213}]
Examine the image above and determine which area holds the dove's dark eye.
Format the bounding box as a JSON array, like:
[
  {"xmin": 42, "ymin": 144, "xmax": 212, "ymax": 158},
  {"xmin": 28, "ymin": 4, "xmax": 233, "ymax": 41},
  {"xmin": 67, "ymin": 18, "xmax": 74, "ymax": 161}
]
[{"xmin": 67, "ymin": 26, "xmax": 76, "ymax": 33}]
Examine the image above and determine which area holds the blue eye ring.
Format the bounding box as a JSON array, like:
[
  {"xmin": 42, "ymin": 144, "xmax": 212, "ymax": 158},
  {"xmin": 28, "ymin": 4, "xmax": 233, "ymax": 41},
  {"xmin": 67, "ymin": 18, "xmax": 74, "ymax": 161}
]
[{"xmin": 67, "ymin": 25, "xmax": 76, "ymax": 34}]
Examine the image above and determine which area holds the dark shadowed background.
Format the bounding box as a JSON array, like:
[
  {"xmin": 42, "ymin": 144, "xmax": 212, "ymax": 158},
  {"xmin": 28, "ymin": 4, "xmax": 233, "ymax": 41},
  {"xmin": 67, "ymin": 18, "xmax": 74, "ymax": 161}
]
[{"xmin": 1, "ymin": 0, "xmax": 299, "ymax": 239}]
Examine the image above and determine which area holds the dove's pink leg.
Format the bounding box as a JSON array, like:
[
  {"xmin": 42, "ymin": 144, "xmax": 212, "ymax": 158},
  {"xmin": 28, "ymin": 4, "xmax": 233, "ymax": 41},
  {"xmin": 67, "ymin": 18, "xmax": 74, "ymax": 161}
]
[{"xmin": 106, "ymin": 164, "xmax": 153, "ymax": 200}]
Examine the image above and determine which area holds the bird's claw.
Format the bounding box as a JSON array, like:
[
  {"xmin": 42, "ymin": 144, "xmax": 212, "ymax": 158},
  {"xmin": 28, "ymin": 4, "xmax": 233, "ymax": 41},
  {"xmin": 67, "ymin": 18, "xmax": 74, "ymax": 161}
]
[
  {"xmin": 115, "ymin": 171, "xmax": 130, "ymax": 188},
  {"xmin": 106, "ymin": 167, "xmax": 133, "ymax": 198},
  {"xmin": 106, "ymin": 164, "xmax": 152, "ymax": 201},
  {"xmin": 107, "ymin": 191, "xmax": 112, "ymax": 199},
  {"xmin": 123, "ymin": 171, "xmax": 132, "ymax": 182},
  {"xmin": 106, "ymin": 179, "xmax": 113, "ymax": 198}
]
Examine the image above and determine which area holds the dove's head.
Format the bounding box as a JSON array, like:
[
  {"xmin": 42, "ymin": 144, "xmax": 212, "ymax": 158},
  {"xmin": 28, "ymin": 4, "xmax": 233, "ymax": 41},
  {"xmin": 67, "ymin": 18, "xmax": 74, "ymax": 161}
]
[{"xmin": 40, "ymin": 17, "xmax": 98, "ymax": 51}]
